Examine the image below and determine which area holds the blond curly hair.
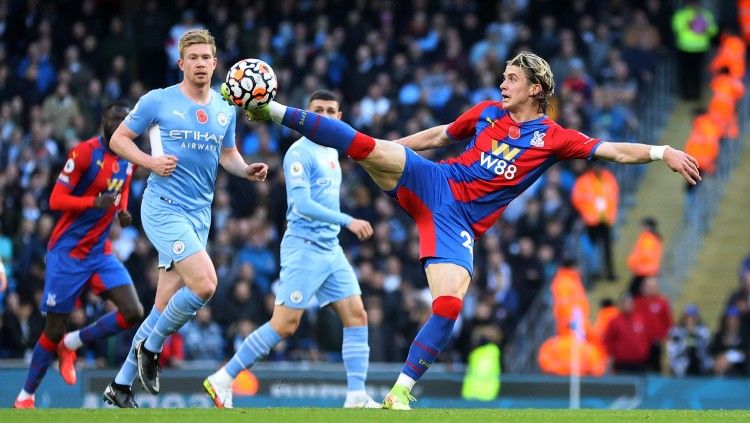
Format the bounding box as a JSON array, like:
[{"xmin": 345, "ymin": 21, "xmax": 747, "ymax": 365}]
[{"xmin": 506, "ymin": 51, "xmax": 555, "ymax": 114}]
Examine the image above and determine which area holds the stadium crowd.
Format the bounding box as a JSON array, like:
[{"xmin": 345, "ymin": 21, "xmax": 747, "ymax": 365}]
[{"xmin": 0, "ymin": 0, "xmax": 745, "ymax": 376}]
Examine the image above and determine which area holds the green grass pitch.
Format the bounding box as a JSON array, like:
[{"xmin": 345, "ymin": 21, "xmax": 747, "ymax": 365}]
[{"xmin": 3, "ymin": 408, "xmax": 750, "ymax": 423}]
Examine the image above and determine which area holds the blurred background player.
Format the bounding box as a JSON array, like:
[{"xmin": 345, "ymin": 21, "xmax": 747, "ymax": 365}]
[
  {"xmin": 14, "ymin": 103, "xmax": 144, "ymax": 409},
  {"xmin": 203, "ymin": 90, "xmax": 379, "ymax": 409},
  {"xmin": 104, "ymin": 29, "xmax": 268, "ymax": 405},
  {"xmin": 226, "ymin": 50, "xmax": 701, "ymax": 410}
]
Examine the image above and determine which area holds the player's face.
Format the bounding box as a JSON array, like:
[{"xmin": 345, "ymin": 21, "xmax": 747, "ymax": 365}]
[
  {"xmin": 308, "ymin": 99, "xmax": 342, "ymax": 120},
  {"xmin": 179, "ymin": 44, "xmax": 217, "ymax": 87},
  {"xmin": 499, "ymin": 65, "xmax": 541, "ymax": 112}
]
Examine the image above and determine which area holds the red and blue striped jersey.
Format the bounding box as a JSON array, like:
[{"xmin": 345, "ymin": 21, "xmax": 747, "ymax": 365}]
[
  {"xmin": 442, "ymin": 101, "xmax": 602, "ymax": 237},
  {"xmin": 48, "ymin": 137, "xmax": 134, "ymax": 259}
]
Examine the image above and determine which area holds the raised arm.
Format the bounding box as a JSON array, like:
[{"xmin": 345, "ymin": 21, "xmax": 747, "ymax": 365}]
[
  {"xmin": 394, "ymin": 125, "xmax": 455, "ymax": 151},
  {"xmin": 594, "ymin": 141, "xmax": 701, "ymax": 185}
]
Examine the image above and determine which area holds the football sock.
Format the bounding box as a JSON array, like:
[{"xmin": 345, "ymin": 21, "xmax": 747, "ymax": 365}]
[
  {"xmin": 342, "ymin": 326, "xmax": 370, "ymax": 392},
  {"xmin": 144, "ymin": 287, "xmax": 207, "ymax": 353},
  {"xmin": 115, "ymin": 307, "xmax": 161, "ymax": 386},
  {"xmin": 400, "ymin": 296, "xmax": 462, "ymax": 385},
  {"xmin": 270, "ymin": 102, "xmax": 376, "ymax": 160},
  {"xmin": 223, "ymin": 322, "xmax": 282, "ymax": 379},
  {"xmin": 22, "ymin": 333, "xmax": 58, "ymax": 394},
  {"xmin": 65, "ymin": 311, "xmax": 133, "ymax": 350}
]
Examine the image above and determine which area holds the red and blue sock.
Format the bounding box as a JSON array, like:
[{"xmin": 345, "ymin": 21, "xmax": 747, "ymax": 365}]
[
  {"xmin": 280, "ymin": 107, "xmax": 375, "ymax": 160},
  {"xmin": 401, "ymin": 296, "xmax": 462, "ymax": 381},
  {"xmin": 23, "ymin": 333, "xmax": 58, "ymax": 394},
  {"xmin": 79, "ymin": 311, "xmax": 133, "ymax": 344}
]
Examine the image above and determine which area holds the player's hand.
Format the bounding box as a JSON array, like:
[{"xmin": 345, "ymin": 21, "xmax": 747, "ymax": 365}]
[
  {"xmin": 245, "ymin": 162, "xmax": 268, "ymax": 182},
  {"xmin": 93, "ymin": 193, "xmax": 117, "ymax": 209},
  {"xmin": 118, "ymin": 210, "xmax": 132, "ymax": 227},
  {"xmin": 149, "ymin": 155, "xmax": 178, "ymax": 177},
  {"xmin": 664, "ymin": 147, "xmax": 701, "ymax": 185},
  {"xmin": 347, "ymin": 219, "xmax": 373, "ymax": 241}
]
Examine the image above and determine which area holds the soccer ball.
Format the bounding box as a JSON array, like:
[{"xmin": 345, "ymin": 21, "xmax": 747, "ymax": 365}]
[{"xmin": 225, "ymin": 58, "xmax": 277, "ymax": 109}]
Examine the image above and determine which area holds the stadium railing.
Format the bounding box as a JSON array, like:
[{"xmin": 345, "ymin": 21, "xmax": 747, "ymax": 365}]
[
  {"xmin": 659, "ymin": 81, "xmax": 750, "ymax": 300},
  {"xmin": 504, "ymin": 55, "xmax": 678, "ymax": 373}
]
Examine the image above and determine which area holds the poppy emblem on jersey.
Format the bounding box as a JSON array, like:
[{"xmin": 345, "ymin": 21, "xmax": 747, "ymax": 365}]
[
  {"xmin": 508, "ymin": 126, "xmax": 521, "ymax": 139},
  {"xmin": 64, "ymin": 158, "xmax": 75, "ymax": 173},
  {"xmin": 217, "ymin": 112, "xmax": 228, "ymax": 126},
  {"xmin": 290, "ymin": 290, "xmax": 304, "ymax": 304},
  {"xmin": 172, "ymin": 240, "xmax": 186, "ymax": 255},
  {"xmin": 112, "ymin": 161, "xmax": 120, "ymax": 173},
  {"xmin": 196, "ymin": 109, "xmax": 208, "ymax": 124}
]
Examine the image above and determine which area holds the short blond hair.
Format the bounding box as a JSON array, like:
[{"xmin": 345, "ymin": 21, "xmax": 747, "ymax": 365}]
[
  {"xmin": 178, "ymin": 29, "xmax": 216, "ymax": 58},
  {"xmin": 506, "ymin": 51, "xmax": 555, "ymax": 114}
]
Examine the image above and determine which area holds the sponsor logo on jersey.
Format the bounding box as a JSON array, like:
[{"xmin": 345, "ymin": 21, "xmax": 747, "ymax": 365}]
[
  {"xmin": 196, "ymin": 109, "xmax": 208, "ymax": 124},
  {"xmin": 489, "ymin": 140, "xmax": 522, "ymax": 160},
  {"xmin": 46, "ymin": 293, "xmax": 56, "ymax": 307},
  {"xmin": 169, "ymin": 130, "xmax": 225, "ymax": 144},
  {"xmin": 530, "ymin": 130, "xmax": 546, "ymax": 147},
  {"xmin": 172, "ymin": 240, "xmax": 186, "ymax": 255}
]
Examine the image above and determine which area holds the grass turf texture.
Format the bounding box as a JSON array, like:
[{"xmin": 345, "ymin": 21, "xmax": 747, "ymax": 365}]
[{"xmin": 3, "ymin": 409, "xmax": 750, "ymax": 422}]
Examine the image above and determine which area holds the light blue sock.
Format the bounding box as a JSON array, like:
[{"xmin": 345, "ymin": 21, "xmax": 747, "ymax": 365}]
[
  {"xmin": 224, "ymin": 322, "xmax": 282, "ymax": 378},
  {"xmin": 342, "ymin": 326, "xmax": 369, "ymax": 391},
  {"xmin": 144, "ymin": 287, "xmax": 207, "ymax": 353},
  {"xmin": 115, "ymin": 307, "xmax": 161, "ymax": 386}
]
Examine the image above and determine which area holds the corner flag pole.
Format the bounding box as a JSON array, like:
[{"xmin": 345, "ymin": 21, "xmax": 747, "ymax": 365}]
[{"xmin": 569, "ymin": 307, "xmax": 583, "ymax": 409}]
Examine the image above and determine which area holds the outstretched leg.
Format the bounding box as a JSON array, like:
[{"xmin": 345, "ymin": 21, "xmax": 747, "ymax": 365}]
[{"xmin": 268, "ymin": 102, "xmax": 407, "ymax": 191}]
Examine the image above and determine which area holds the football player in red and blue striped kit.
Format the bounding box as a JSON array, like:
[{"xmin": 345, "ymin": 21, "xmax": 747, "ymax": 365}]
[
  {"xmin": 14, "ymin": 104, "xmax": 144, "ymax": 409},
  {"xmin": 226, "ymin": 51, "xmax": 701, "ymax": 410}
]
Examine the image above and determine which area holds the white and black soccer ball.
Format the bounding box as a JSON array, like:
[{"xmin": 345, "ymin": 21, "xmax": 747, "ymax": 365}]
[{"xmin": 225, "ymin": 58, "xmax": 277, "ymax": 109}]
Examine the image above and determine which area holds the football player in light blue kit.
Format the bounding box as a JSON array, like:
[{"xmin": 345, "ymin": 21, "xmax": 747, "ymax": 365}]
[
  {"xmin": 103, "ymin": 29, "xmax": 268, "ymax": 405},
  {"xmin": 203, "ymin": 90, "xmax": 380, "ymax": 409}
]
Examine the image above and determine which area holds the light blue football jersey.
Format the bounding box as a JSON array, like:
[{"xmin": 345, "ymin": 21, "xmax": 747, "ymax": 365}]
[
  {"xmin": 283, "ymin": 137, "xmax": 345, "ymax": 248},
  {"xmin": 123, "ymin": 84, "xmax": 236, "ymax": 210}
]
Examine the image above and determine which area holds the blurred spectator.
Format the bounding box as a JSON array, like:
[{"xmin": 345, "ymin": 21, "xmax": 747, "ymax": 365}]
[
  {"xmin": 627, "ymin": 217, "xmax": 663, "ymax": 296},
  {"xmin": 710, "ymin": 306, "xmax": 748, "ymax": 376},
  {"xmin": 182, "ymin": 307, "xmax": 225, "ymax": 362},
  {"xmin": 634, "ymin": 276, "xmax": 673, "ymax": 372},
  {"xmin": 0, "ymin": 293, "xmax": 43, "ymax": 358},
  {"xmin": 604, "ymin": 294, "xmax": 651, "ymax": 373},
  {"xmin": 667, "ymin": 305, "xmax": 712, "ymax": 377},
  {"xmin": 572, "ymin": 162, "xmax": 619, "ymax": 281},
  {"xmin": 671, "ymin": 0, "xmax": 718, "ymax": 100}
]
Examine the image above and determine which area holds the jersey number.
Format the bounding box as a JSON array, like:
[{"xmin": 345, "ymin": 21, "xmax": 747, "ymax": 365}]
[{"xmin": 460, "ymin": 231, "xmax": 474, "ymax": 255}]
